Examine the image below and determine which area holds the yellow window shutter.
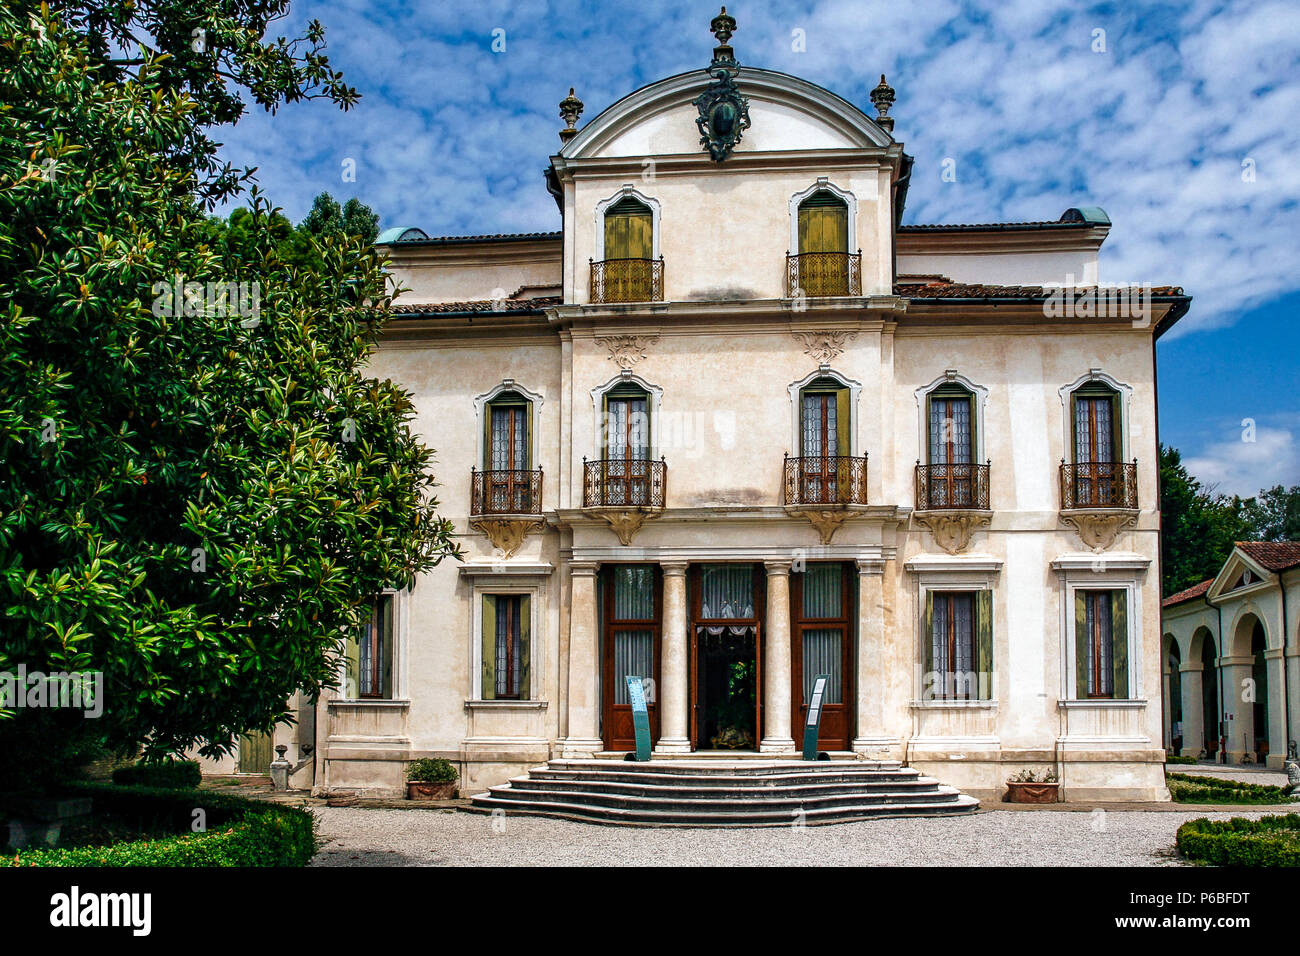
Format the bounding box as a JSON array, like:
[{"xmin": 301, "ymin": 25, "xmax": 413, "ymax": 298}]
[
  {"xmin": 1111, "ymin": 591, "xmax": 1129, "ymax": 699},
  {"xmin": 1075, "ymin": 592, "xmax": 1089, "ymax": 698}
]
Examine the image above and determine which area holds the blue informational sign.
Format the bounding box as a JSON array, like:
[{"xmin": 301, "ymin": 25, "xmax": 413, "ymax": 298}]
[
  {"xmin": 802, "ymin": 674, "xmax": 829, "ymax": 760},
  {"xmin": 626, "ymin": 676, "xmax": 652, "ymax": 762}
]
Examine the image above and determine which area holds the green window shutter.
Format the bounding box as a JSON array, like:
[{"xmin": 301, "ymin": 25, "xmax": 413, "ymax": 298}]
[
  {"xmin": 1111, "ymin": 590, "xmax": 1129, "ymax": 699},
  {"xmin": 976, "ymin": 589, "xmax": 993, "ymax": 700},
  {"xmin": 1074, "ymin": 591, "xmax": 1089, "ymax": 699},
  {"xmin": 519, "ymin": 594, "xmax": 532, "ymax": 699},
  {"xmin": 481, "ymin": 595, "xmax": 497, "ymax": 700},
  {"xmin": 483, "ymin": 405, "xmax": 493, "ymax": 470},
  {"xmin": 923, "ymin": 591, "xmax": 935, "ymax": 687},
  {"xmin": 835, "ymin": 387, "xmax": 850, "ymax": 457},
  {"xmin": 524, "ymin": 402, "xmax": 533, "ymax": 471}
]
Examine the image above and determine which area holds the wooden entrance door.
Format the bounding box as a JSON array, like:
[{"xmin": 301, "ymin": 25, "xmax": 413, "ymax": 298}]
[
  {"xmin": 601, "ymin": 565, "xmax": 662, "ymax": 750},
  {"xmin": 790, "ymin": 562, "xmax": 854, "ymax": 750}
]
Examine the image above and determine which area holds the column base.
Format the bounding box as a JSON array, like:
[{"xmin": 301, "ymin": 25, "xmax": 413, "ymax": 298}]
[
  {"xmin": 759, "ymin": 736, "xmax": 797, "ymax": 753},
  {"xmin": 557, "ymin": 737, "xmax": 604, "ymax": 758},
  {"xmin": 653, "ymin": 737, "xmax": 692, "ymax": 754}
]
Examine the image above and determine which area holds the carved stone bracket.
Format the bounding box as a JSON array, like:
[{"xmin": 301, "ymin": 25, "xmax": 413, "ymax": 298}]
[
  {"xmin": 914, "ymin": 511, "xmax": 992, "ymax": 555},
  {"xmin": 592, "ymin": 509, "xmax": 661, "ymax": 546},
  {"xmin": 790, "ymin": 509, "xmax": 852, "ymax": 545},
  {"xmin": 596, "ymin": 334, "xmax": 659, "ymax": 370},
  {"xmin": 1060, "ymin": 510, "xmax": 1138, "ymax": 552},
  {"xmin": 793, "ymin": 330, "xmax": 857, "ymax": 364},
  {"xmin": 470, "ymin": 518, "xmax": 545, "ymax": 558}
]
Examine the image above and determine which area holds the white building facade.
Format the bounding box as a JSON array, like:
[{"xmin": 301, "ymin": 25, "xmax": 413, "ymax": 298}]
[{"xmin": 230, "ymin": 13, "xmax": 1190, "ymax": 803}]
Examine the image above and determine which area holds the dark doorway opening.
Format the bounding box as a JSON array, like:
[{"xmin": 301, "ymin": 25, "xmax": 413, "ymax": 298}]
[{"xmin": 696, "ymin": 630, "xmax": 757, "ymax": 750}]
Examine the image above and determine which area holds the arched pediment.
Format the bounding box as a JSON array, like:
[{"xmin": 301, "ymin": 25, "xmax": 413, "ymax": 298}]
[{"xmin": 560, "ymin": 68, "xmax": 893, "ymax": 160}]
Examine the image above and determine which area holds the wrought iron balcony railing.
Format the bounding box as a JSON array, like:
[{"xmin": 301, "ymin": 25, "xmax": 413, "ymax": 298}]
[
  {"xmin": 583, "ymin": 457, "xmax": 666, "ymax": 509},
  {"xmin": 916, "ymin": 462, "xmax": 991, "ymax": 511},
  {"xmin": 786, "ymin": 250, "xmax": 862, "ymax": 298},
  {"xmin": 589, "ymin": 257, "xmax": 664, "ymax": 304},
  {"xmin": 470, "ymin": 468, "xmax": 543, "ymax": 516},
  {"xmin": 783, "ymin": 454, "xmax": 869, "ymax": 507},
  {"xmin": 1060, "ymin": 460, "xmax": 1138, "ymax": 510}
]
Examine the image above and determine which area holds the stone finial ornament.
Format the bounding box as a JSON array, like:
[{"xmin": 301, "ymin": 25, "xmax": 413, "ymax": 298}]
[
  {"xmin": 870, "ymin": 74, "xmax": 896, "ymax": 132},
  {"xmin": 559, "ymin": 87, "xmax": 584, "ymax": 143},
  {"xmin": 710, "ymin": 6, "xmax": 738, "ymax": 68},
  {"xmin": 695, "ymin": 6, "xmax": 750, "ymax": 161}
]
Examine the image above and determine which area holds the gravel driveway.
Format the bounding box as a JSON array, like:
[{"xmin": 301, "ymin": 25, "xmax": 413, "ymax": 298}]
[{"xmin": 308, "ymin": 805, "xmax": 1283, "ymax": 867}]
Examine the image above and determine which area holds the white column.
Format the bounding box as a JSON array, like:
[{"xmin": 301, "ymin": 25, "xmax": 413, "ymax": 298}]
[
  {"xmin": 1161, "ymin": 665, "xmax": 1173, "ymax": 751},
  {"xmin": 1221, "ymin": 655, "xmax": 1253, "ymax": 764},
  {"xmin": 760, "ymin": 560, "xmax": 796, "ymax": 753},
  {"xmin": 655, "ymin": 562, "xmax": 692, "ymax": 753},
  {"xmin": 560, "ymin": 562, "xmax": 603, "ymax": 756},
  {"xmin": 852, "ymin": 558, "xmax": 896, "ymax": 754},
  {"xmin": 1266, "ymin": 648, "xmax": 1287, "ymax": 770},
  {"xmin": 1179, "ymin": 663, "xmax": 1203, "ymax": 758}
]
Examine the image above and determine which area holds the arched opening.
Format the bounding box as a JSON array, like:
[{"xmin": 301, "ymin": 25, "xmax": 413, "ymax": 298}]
[
  {"xmin": 1165, "ymin": 637, "xmax": 1183, "ymax": 753},
  {"xmin": 479, "ymin": 390, "xmax": 537, "ymax": 513},
  {"xmin": 1199, "ymin": 632, "xmax": 1220, "ymax": 759},
  {"xmin": 1232, "ymin": 615, "xmax": 1271, "ymax": 764}
]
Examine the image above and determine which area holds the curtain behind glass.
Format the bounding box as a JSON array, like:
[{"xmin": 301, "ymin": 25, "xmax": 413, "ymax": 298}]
[
  {"xmin": 614, "ymin": 630, "xmax": 654, "ymax": 705},
  {"xmin": 803, "ymin": 628, "xmax": 842, "ymax": 704},
  {"xmin": 802, "ymin": 563, "xmax": 842, "ymax": 619},
  {"xmin": 699, "ymin": 564, "xmax": 755, "ymax": 619},
  {"xmin": 613, "ymin": 565, "xmax": 655, "ymax": 620}
]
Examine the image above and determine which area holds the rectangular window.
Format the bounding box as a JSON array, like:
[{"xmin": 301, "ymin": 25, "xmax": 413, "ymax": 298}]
[
  {"xmin": 924, "ymin": 590, "xmax": 993, "ymax": 700},
  {"xmin": 344, "ymin": 594, "xmax": 394, "ymax": 699},
  {"xmin": 482, "ymin": 594, "xmax": 530, "ymax": 700},
  {"xmin": 1075, "ymin": 589, "xmax": 1128, "ymax": 699}
]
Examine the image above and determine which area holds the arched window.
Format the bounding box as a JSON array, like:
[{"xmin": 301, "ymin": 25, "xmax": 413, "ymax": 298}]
[
  {"xmin": 923, "ymin": 383, "xmax": 976, "ymax": 508},
  {"xmin": 798, "ymin": 191, "xmax": 848, "ymax": 254},
  {"xmin": 601, "ymin": 381, "xmax": 652, "ymax": 505},
  {"xmin": 604, "ymin": 197, "xmax": 653, "ymax": 260},
  {"xmin": 483, "ymin": 390, "xmax": 534, "ymax": 512},
  {"xmin": 797, "ymin": 376, "xmax": 850, "ymax": 502},
  {"xmin": 795, "ymin": 191, "xmax": 850, "ymax": 296},
  {"xmin": 1070, "ymin": 381, "xmax": 1123, "ymax": 507},
  {"xmin": 599, "ymin": 197, "xmax": 655, "ymax": 302}
]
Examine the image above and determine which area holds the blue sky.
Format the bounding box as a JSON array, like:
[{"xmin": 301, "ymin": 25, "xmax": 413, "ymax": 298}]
[{"xmin": 215, "ymin": 0, "xmax": 1300, "ymax": 498}]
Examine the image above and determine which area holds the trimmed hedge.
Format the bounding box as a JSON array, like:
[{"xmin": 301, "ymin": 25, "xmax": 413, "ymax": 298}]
[
  {"xmin": 1167, "ymin": 772, "xmax": 1297, "ymax": 805},
  {"xmin": 1164, "ymin": 755, "xmax": 1198, "ymax": 765},
  {"xmin": 2, "ymin": 783, "xmax": 318, "ymax": 867},
  {"xmin": 111, "ymin": 759, "xmax": 202, "ymax": 789},
  {"xmin": 1177, "ymin": 814, "xmax": 1300, "ymax": 867}
]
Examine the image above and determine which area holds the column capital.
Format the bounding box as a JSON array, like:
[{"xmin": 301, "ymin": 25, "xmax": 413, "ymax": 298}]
[
  {"xmin": 764, "ymin": 559, "xmax": 793, "ymax": 574},
  {"xmin": 660, "ymin": 561, "xmax": 689, "ymax": 576},
  {"xmin": 570, "ymin": 562, "xmax": 600, "ymax": 577}
]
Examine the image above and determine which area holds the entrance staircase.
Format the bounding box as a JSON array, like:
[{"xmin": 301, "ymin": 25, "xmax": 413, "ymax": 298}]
[{"xmin": 470, "ymin": 756, "xmax": 979, "ymax": 827}]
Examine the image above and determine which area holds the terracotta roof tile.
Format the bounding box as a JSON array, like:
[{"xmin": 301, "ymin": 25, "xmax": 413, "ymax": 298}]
[
  {"xmin": 1236, "ymin": 541, "xmax": 1300, "ymax": 572},
  {"xmin": 895, "ymin": 281, "xmax": 1186, "ymax": 299},
  {"xmin": 1162, "ymin": 578, "xmax": 1214, "ymax": 608},
  {"xmin": 388, "ymin": 231, "xmax": 561, "ymax": 245},
  {"xmin": 391, "ymin": 296, "xmax": 561, "ymax": 316}
]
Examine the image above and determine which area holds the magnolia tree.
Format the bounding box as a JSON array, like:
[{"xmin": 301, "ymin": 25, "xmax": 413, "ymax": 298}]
[{"xmin": 0, "ymin": 5, "xmax": 458, "ymax": 788}]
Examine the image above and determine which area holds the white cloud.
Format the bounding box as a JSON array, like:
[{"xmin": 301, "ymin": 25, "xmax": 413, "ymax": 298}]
[{"xmin": 1185, "ymin": 424, "xmax": 1300, "ymax": 498}]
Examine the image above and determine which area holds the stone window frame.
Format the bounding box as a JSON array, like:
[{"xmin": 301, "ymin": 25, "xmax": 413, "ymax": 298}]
[
  {"xmin": 467, "ymin": 574, "xmax": 548, "ymax": 704},
  {"xmin": 474, "ymin": 379, "xmax": 545, "ymax": 472},
  {"xmin": 593, "ymin": 184, "xmax": 662, "ymax": 262},
  {"xmin": 1054, "ymin": 559, "xmax": 1146, "ymax": 704},
  {"xmin": 788, "ymin": 177, "xmax": 859, "ymax": 254},
  {"xmin": 786, "ymin": 367, "xmax": 863, "ymax": 458},
  {"xmin": 336, "ymin": 587, "xmax": 409, "ymax": 703},
  {"xmin": 906, "ymin": 558, "xmax": 1002, "ymax": 708}
]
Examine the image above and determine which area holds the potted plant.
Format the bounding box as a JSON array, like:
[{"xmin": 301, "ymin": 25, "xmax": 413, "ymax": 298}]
[
  {"xmin": 406, "ymin": 758, "xmax": 459, "ymax": 800},
  {"xmin": 1005, "ymin": 767, "xmax": 1060, "ymax": 804}
]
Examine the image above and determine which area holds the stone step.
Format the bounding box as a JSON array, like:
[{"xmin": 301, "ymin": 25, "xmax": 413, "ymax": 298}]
[
  {"xmin": 518, "ymin": 770, "xmax": 938, "ymax": 794},
  {"xmin": 482, "ymin": 783, "xmax": 964, "ymax": 812},
  {"xmin": 468, "ymin": 793, "xmax": 980, "ymax": 827},
  {"xmin": 545, "ymin": 758, "xmax": 904, "ymax": 777}
]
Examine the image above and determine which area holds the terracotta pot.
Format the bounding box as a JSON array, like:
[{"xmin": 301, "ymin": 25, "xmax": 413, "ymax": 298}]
[
  {"xmin": 1005, "ymin": 781, "xmax": 1060, "ymax": 804},
  {"xmin": 407, "ymin": 781, "xmax": 457, "ymax": 800}
]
